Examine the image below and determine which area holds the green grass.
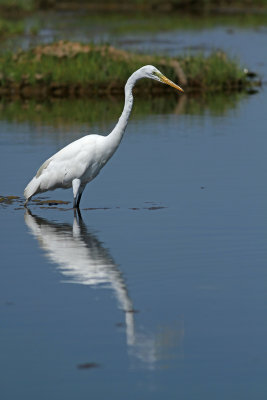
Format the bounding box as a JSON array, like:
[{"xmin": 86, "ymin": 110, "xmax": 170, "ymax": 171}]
[
  {"xmin": 0, "ymin": 18, "xmax": 24, "ymax": 37},
  {"xmin": 181, "ymin": 52, "xmax": 247, "ymax": 91},
  {"xmin": 82, "ymin": 13, "xmax": 267, "ymax": 36},
  {"xmin": 0, "ymin": 42, "xmax": 259, "ymax": 98},
  {"xmin": 0, "ymin": 0, "xmax": 35, "ymax": 12}
]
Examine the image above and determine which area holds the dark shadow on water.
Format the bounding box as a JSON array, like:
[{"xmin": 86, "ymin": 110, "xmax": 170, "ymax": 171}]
[
  {"xmin": 0, "ymin": 91, "xmax": 250, "ymax": 132},
  {"xmin": 0, "ymin": 195, "xmax": 168, "ymax": 212},
  {"xmin": 24, "ymin": 209, "xmax": 183, "ymax": 369}
]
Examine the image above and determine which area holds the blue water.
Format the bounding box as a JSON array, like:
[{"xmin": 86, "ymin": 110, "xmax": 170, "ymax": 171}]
[{"xmin": 1, "ymin": 21, "xmax": 267, "ymax": 400}]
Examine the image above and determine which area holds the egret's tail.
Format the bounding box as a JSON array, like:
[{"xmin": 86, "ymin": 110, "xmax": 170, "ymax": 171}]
[{"xmin": 24, "ymin": 176, "xmax": 40, "ymax": 204}]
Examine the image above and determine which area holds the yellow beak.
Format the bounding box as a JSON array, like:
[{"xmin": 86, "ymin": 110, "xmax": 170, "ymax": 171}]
[{"xmin": 160, "ymin": 74, "xmax": 184, "ymax": 92}]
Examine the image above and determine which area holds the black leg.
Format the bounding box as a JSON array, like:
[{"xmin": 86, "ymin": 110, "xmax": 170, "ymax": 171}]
[
  {"xmin": 74, "ymin": 206, "xmax": 82, "ymax": 220},
  {"xmin": 76, "ymin": 192, "xmax": 83, "ymax": 208}
]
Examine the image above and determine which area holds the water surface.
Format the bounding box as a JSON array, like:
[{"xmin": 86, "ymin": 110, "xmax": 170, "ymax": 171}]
[{"xmin": 0, "ymin": 17, "xmax": 267, "ymax": 400}]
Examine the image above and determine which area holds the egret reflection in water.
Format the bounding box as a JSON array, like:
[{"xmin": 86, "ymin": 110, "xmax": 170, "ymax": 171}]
[{"xmin": 24, "ymin": 210, "xmax": 183, "ymax": 368}]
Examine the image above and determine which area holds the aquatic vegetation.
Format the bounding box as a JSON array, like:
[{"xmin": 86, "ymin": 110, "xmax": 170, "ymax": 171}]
[
  {"xmin": 0, "ymin": 18, "xmax": 24, "ymax": 37},
  {"xmin": 0, "ymin": 41, "xmax": 258, "ymax": 98},
  {"xmin": 0, "ymin": 195, "xmax": 20, "ymax": 203},
  {"xmin": 182, "ymin": 51, "xmax": 249, "ymax": 91},
  {"xmin": 0, "ymin": 0, "xmax": 35, "ymax": 13},
  {"xmin": 32, "ymin": 199, "xmax": 70, "ymax": 205},
  {"xmin": 0, "ymin": 195, "xmax": 22, "ymax": 208},
  {"xmin": 78, "ymin": 12, "xmax": 267, "ymax": 35}
]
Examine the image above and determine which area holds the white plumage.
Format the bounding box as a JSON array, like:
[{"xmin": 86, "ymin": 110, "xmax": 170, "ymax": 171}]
[{"xmin": 24, "ymin": 65, "xmax": 183, "ymax": 208}]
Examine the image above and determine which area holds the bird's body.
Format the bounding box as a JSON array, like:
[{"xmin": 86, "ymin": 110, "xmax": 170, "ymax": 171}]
[
  {"xmin": 25, "ymin": 134, "xmax": 115, "ymax": 202},
  {"xmin": 24, "ymin": 65, "xmax": 183, "ymax": 208}
]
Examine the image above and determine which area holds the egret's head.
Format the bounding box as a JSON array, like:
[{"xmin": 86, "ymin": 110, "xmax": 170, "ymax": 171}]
[{"xmin": 139, "ymin": 65, "xmax": 184, "ymax": 92}]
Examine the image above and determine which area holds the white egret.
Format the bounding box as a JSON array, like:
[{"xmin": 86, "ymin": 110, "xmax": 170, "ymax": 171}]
[{"xmin": 24, "ymin": 65, "xmax": 184, "ymax": 208}]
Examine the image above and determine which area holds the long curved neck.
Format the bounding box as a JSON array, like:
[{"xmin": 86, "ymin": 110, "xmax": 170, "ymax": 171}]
[{"xmin": 106, "ymin": 71, "xmax": 139, "ymax": 152}]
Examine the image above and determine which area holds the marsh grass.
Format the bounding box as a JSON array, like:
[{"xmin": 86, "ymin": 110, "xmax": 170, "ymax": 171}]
[
  {"xmin": 0, "ymin": 41, "xmax": 256, "ymax": 98},
  {"xmin": 80, "ymin": 12, "xmax": 267, "ymax": 35},
  {"xmin": 182, "ymin": 52, "xmax": 247, "ymax": 91},
  {"xmin": 0, "ymin": 18, "xmax": 24, "ymax": 37},
  {"xmin": 0, "ymin": 0, "xmax": 35, "ymax": 12}
]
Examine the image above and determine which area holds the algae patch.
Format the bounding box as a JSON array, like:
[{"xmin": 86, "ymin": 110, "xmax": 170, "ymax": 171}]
[
  {"xmin": 0, "ymin": 195, "xmax": 23, "ymax": 208},
  {"xmin": 32, "ymin": 199, "xmax": 70, "ymax": 205}
]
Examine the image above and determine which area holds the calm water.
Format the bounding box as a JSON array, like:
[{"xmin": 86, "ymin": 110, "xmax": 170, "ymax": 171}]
[{"xmin": 1, "ymin": 17, "xmax": 267, "ymax": 400}]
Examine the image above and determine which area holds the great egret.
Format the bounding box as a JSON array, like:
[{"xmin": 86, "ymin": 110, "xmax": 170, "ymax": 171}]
[{"xmin": 24, "ymin": 65, "xmax": 184, "ymax": 208}]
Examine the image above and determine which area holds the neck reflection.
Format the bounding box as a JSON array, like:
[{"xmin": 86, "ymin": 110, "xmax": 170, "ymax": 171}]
[{"xmin": 24, "ymin": 210, "xmax": 183, "ymax": 369}]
